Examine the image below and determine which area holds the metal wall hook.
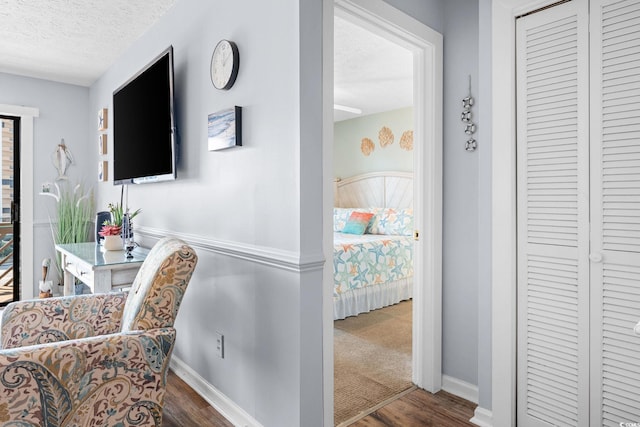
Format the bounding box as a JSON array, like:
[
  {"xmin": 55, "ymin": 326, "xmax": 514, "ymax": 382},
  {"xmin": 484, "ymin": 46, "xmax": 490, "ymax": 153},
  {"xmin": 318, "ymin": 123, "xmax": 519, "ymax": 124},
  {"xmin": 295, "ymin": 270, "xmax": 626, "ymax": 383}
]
[
  {"xmin": 462, "ymin": 75, "xmax": 477, "ymax": 151},
  {"xmin": 464, "ymin": 123, "xmax": 476, "ymax": 135},
  {"xmin": 465, "ymin": 138, "xmax": 477, "ymax": 151}
]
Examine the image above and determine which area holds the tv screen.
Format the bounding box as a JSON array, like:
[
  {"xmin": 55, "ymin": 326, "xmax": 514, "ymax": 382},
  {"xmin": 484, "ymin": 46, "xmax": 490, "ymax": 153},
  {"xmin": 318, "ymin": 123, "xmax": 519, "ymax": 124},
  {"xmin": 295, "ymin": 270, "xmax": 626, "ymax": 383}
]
[{"xmin": 113, "ymin": 46, "xmax": 176, "ymax": 185}]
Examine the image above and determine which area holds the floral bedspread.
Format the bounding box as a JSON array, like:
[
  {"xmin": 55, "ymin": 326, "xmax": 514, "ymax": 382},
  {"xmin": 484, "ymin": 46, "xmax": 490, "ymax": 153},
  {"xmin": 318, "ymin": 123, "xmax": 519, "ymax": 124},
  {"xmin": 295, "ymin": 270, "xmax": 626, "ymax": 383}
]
[{"xmin": 333, "ymin": 232, "xmax": 413, "ymax": 296}]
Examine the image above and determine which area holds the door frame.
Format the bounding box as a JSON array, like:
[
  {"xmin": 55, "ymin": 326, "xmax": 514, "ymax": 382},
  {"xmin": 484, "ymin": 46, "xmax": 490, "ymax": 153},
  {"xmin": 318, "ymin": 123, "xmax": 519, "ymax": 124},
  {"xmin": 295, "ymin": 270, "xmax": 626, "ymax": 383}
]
[
  {"xmin": 0, "ymin": 114, "xmax": 21, "ymax": 304},
  {"xmin": 322, "ymin": 1, "xmax": 443, "ymax": 424},
  {"xmin": 0, "ymin": 104, "xmax": 39, "ymax": 302}
]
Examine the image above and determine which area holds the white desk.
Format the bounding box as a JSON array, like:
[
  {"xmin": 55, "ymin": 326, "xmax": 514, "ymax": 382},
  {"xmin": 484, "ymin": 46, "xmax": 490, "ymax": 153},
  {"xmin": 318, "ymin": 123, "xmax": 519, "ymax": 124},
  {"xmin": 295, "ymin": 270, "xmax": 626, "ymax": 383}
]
[{"xmin": 55, "ymin": 242, "xmax": 149, "ymax": 296}]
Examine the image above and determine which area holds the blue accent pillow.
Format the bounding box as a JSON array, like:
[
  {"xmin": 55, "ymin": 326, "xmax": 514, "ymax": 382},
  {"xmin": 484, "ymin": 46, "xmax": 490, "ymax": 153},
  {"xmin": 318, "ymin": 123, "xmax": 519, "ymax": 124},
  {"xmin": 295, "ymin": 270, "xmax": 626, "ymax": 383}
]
[{"xmin": 342, "ymin": 212, "xmax": 374, "ymax": 235}]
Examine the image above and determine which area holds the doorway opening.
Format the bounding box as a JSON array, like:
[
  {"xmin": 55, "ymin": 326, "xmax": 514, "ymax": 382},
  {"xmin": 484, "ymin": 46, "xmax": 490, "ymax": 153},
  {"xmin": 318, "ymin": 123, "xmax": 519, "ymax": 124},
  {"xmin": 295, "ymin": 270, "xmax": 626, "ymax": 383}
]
[
  {"xmin": 323, "ymin": 1, "xmax": 443, "ymax": 425},
  {"xmin": 332, "ymin": 12, "xmax": 415, "ymax": 425},
  {"xmin": 0, "ymin": 115, "xmax": 21, "ymax": 306}
]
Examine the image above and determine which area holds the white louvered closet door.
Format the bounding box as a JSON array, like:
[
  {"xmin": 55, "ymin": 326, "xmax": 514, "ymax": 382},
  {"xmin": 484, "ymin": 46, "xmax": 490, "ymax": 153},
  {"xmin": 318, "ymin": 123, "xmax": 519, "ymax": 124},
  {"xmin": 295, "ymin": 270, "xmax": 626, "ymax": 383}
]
[
  {"xmin": 590, "ymin": 0, "xmax": 640, "ymax": 425},
  {"xmin": 516, "ymin": 2, "xmax": 590, "ymax": 426}
]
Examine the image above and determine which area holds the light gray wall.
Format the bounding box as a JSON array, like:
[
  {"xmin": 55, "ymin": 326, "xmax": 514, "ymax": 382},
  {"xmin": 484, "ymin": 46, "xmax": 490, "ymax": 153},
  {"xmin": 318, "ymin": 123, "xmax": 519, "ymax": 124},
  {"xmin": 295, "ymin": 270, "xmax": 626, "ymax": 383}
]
[
  {"xmin": 477, "ymin": 0, "xmax": 493, "ymax": 410},
  {"xmin": 0, "ymin": 72, "xmax": 93, "ymax": 294},
  {"xmin": 91, "ymin": 4, "xmax": 302, "ymax": 250},
  {"xmin": 385, "ymin": 0, "xmax": 489, "ymax": 404},
  {"xmin": 441, "ymin": 0, "xmax": 479, "ymax": 386},
  {"xmin": 89, "ymin": 0, "xmax": 324, "ymax": 425},
  {"xmin": 2, "ymin": 0, "xmax": 494, "ymax": 421},
  {"xmin": 384, "ymin": 0, "xmax": 445, "ymax": 33},
  {"xmin": 334, "ymin": 107, "xmax": 413, "ymax": 179}
]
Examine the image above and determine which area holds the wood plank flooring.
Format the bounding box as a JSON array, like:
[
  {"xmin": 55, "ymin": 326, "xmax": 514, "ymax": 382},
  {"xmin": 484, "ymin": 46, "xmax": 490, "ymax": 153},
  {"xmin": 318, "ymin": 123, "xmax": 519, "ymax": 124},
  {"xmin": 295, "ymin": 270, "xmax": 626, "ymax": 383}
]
[
  {"xmin": 163, "ymin": 370, "xmax": 477, "ymax": 427},
  {"xmin": 350, "ymin": 389, "xmax": 477, "ymax": 427},
  {"xmin": 162, "ymin": 371, "xmax": 233, "ymax": 427}
]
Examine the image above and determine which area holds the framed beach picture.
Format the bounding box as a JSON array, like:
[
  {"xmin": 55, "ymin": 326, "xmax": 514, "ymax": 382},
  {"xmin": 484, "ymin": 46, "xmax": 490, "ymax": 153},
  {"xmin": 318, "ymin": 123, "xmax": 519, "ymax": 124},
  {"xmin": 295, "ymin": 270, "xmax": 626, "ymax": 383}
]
[{"xmin": 208, "ymin": 106, "xmax": 242, "ymax": 151}]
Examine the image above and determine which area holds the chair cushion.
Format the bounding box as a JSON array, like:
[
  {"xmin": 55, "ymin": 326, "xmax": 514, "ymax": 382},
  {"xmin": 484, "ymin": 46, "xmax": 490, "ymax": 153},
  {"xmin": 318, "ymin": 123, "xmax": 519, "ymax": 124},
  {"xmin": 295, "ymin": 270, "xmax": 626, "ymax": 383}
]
[
  {"xmin": 0, "ymin": 327, "xmax": 175, "ymax": 425},
  {"xmin": 121, "ymin": 237, "xmax": 198, "ymax": 332},
  {"xmin": 1, "ymin": 292, "xmax": 127, "ymax": 349}
]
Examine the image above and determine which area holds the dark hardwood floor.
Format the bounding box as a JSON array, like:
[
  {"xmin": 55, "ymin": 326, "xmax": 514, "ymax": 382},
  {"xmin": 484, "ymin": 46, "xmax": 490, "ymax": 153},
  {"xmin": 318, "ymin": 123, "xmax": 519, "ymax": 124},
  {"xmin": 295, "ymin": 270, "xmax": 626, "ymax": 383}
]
[
  {"xmin": 163, "ymin": 371, "xmax": 233, "ymax": 427},
  {"xmin": 350, "ymin": 389, "xmax": 477, "ymax": 427},
  {"xmin": 163, "ymin": 371, "xmax": 476, "ymax": 427}
]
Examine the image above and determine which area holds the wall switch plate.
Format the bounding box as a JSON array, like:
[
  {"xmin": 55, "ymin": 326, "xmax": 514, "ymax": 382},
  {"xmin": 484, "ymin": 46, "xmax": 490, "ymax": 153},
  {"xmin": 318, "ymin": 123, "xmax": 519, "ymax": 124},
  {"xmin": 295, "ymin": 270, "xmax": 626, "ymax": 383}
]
[{"xmin": 215, "ymin": 332, "xmax": 224, "ymax": 359}]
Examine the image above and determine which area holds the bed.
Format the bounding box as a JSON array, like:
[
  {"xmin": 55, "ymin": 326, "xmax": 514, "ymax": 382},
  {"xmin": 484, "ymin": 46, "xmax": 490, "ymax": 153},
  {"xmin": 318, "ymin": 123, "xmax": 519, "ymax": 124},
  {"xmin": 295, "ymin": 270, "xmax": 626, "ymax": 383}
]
[{"xmin": 333, "ymin": 172, "xmax": 414, "ymax": 320}]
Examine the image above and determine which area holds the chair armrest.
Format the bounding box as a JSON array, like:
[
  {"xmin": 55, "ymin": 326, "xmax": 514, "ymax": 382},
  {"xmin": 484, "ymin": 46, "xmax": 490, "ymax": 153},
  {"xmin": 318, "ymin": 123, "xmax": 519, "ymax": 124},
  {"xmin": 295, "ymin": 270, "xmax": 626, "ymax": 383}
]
[
  {"xmin": 0, "ymin": 327, "xmax": 175, "ymax": 426},
  {"xmin": 1, "ymin": 292, "xmax": 128, "ymax": 349}
]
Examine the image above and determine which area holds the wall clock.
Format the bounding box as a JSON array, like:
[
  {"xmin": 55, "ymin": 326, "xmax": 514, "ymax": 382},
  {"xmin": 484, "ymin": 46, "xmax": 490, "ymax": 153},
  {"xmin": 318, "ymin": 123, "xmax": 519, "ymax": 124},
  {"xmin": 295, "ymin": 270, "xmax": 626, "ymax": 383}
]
[{"xmin": 210, "ymin": 40, "xmax": 239, "ymax": 90}]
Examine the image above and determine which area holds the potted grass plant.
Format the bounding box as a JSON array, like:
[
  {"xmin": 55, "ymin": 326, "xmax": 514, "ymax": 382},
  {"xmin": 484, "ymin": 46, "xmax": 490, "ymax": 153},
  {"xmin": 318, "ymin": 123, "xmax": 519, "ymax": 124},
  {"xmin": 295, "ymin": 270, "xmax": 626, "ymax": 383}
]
[{"xmin": 42, "ymin": 182, "xmax": 94, "ymax": 283}]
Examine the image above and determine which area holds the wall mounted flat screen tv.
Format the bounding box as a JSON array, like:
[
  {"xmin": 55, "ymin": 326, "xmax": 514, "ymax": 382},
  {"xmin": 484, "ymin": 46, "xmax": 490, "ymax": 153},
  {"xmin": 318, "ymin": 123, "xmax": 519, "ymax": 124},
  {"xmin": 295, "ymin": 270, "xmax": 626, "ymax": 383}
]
[{"xmin": 113, "ymin": 46, "xmax": 176, "ymax": 185}]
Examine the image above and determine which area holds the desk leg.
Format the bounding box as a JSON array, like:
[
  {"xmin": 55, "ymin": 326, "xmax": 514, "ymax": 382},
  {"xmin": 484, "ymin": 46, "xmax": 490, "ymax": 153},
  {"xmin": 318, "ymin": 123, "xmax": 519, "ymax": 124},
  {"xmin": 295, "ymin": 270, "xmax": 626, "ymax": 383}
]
[{"xmin": 61, "ymin": 253, "xmax": 74, "ymax": 296}]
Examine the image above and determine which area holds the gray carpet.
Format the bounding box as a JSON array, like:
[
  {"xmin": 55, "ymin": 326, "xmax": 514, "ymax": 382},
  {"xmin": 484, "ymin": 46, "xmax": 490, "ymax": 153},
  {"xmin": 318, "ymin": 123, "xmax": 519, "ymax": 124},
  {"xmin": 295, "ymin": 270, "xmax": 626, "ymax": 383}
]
[{"xmin": 333, "ymin": 300, "xmax": 413, "ymax": 425}]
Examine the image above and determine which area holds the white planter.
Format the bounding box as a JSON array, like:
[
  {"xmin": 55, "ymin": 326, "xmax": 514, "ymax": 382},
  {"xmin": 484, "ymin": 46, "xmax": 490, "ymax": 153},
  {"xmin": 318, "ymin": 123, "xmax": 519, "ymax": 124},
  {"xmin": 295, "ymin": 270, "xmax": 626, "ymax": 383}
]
[{"xmin": 103, "ymin": 235, "xmax": 123, "ymax": 251}]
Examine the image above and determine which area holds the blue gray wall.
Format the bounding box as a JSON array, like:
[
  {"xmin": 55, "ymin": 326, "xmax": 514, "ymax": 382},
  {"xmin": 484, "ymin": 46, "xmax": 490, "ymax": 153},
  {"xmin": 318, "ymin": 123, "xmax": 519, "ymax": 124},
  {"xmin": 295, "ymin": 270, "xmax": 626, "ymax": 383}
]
[
  {"xmin": 400, "ymin": 0, "xmax": 490, "ymax": 408},
  {"xmin": 89, "ymin": 0, "xmax": 324, "ymax": 425},
  {"xmin": 477, "ymin": 0, "xmax": 493, "ymax": 410},
  {"xmin": 385, "ymin": 0, "xmax": 445, "ymax": 33},
  {"xmin": 441, "ymin": 0, "xmax": 480, "ymax": 389}
]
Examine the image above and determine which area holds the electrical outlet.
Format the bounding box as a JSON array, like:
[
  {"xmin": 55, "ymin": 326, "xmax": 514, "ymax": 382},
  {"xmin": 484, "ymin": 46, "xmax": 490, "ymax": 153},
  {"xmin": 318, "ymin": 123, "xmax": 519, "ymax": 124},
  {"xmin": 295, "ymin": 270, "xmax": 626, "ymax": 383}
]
[{"xmin": 215, "ymin": 332, "xmax": 224, "ymax": 359}]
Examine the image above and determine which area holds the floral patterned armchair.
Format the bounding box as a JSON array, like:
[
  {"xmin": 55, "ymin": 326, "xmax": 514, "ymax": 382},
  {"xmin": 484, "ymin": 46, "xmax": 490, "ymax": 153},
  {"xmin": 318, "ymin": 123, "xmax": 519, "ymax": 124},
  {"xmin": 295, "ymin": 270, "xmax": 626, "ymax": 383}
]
[{"xmin": 0, "ymin": 237, "xmax": 198, "ymax": 426}]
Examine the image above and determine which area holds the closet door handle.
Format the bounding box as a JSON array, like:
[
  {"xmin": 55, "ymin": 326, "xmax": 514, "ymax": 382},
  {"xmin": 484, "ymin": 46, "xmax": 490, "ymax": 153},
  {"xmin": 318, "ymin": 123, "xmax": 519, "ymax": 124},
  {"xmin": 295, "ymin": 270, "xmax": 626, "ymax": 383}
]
[
  {"xmin": 589, "ymin": 253, "xmax": 603, "ymax": 263},
  {"xmin": 634, "ymin": 321, "xmax": 640, "ymax": 336}
]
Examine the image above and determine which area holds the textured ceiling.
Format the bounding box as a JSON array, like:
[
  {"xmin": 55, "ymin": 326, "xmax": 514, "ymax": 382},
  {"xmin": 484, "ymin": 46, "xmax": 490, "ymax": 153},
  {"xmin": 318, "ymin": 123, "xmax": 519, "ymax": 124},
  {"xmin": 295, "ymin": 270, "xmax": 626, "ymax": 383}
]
[
  {"xmin": 0, "ymin": 2, "xmax": 411, "ymax": 120},
  {"xmin": 0, "ymin": 0, "xmax": 176, "ymax": 86},
  {"xmin": 334, "ymin": 15, "xmax": 413, "ymax": 122}
]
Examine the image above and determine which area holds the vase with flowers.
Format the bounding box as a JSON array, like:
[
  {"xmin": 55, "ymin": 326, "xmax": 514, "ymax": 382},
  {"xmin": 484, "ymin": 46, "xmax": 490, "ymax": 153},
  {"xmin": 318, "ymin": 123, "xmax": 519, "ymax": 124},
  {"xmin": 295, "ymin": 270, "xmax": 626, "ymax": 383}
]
[
  {"xmin": 99, "ymin": 224, "xmax": 123, "ymax": 251},
  {"xmin": 99, "ymin": 202, "xmax": 141, "ymax": 251},
  {"xmin": 106, "ymin": 202, "xmax": 141, "ymax": 238}
]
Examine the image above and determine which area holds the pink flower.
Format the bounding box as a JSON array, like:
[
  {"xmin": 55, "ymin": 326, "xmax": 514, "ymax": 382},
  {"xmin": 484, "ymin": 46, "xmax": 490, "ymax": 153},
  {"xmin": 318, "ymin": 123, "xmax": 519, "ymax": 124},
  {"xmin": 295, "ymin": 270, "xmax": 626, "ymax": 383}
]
[{"xmin": 99, "ymin": 224, "xmax": 122, "ymax": 237}]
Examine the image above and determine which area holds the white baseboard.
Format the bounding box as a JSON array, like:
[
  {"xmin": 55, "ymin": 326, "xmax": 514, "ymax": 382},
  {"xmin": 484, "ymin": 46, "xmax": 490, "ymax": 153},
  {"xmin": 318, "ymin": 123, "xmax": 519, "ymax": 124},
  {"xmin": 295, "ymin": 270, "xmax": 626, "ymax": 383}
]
[
  {"xmin": 441, "ymin": 374, "xmax": 479, "ymax": 404},
  {"xmin": 470, "ymin": 406, "xmax": 493, "ymax": 427},
  {"xmin": 169, "ymin": 356, "xmax": 263, "ymax": 427}
]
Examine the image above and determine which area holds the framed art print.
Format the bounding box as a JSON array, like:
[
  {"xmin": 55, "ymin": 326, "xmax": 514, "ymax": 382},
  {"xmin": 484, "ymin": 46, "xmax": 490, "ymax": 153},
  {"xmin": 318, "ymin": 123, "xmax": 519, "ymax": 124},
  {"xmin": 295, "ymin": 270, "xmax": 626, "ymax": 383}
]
[
  {"xmin": 98, "ymin": 108, "xmax": 108, "ymax": 131},
  {"xmin": 98, "ymin": 134, "xmax": 107, "ymax": 155},
  {"xmin": 98, "ymin": 161, "xmax": 108, "ymax": 182},
  {"xmin": 208, "ymin": 106, "xmax": 242, "ymax": 151}
]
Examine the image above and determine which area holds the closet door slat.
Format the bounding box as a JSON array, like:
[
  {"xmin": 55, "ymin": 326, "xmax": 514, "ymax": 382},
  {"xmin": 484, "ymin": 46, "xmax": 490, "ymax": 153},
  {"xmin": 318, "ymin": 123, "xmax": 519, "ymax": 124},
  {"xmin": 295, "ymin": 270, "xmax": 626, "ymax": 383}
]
[
  {"xmin": 516, "ymin": 2, "xmax": 590, "ymax": 426},
  {"xmin": 591, "ymin": 0, "xmax": 640, "ymax": 425}
]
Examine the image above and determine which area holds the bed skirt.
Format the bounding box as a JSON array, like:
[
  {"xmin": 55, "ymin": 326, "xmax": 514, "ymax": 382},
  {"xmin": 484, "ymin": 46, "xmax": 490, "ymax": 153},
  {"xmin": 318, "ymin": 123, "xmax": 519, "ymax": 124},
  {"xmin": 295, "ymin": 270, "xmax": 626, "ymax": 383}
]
[{"xmin": 333, "ymin": 277, "xmax": 413, "ymax": 320}]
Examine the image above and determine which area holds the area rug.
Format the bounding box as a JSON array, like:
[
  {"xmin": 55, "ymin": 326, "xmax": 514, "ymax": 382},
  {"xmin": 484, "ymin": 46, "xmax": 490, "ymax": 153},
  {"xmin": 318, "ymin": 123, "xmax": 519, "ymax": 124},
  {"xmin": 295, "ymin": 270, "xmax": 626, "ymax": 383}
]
[{"xmin": 334, "ymin": 300, "xmax": 413, "ymax": 426}]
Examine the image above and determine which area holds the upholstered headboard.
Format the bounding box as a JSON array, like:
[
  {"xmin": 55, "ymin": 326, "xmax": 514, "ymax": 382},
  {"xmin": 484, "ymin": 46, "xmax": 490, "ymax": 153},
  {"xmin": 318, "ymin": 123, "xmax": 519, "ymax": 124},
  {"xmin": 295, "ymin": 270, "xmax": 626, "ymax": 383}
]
[{"xmin": 334, "ymin": 171, "xmax": 413, "ymax": 209}]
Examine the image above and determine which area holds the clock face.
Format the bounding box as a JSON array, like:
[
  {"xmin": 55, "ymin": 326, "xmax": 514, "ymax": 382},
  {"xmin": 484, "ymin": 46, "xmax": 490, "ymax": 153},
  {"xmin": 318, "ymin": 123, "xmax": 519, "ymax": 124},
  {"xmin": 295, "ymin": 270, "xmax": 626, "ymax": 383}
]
[{"xmin": 211, "ymin": 40, "xmax": 239, "ymax": 90}]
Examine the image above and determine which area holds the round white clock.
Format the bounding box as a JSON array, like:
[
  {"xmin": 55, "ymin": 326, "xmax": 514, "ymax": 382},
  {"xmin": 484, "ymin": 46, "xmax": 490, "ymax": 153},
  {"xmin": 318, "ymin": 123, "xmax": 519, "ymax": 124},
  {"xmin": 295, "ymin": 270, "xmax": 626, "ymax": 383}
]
[{"xmin": 210, "ymin": 40, "xmax": 239, "ymax": 90}]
